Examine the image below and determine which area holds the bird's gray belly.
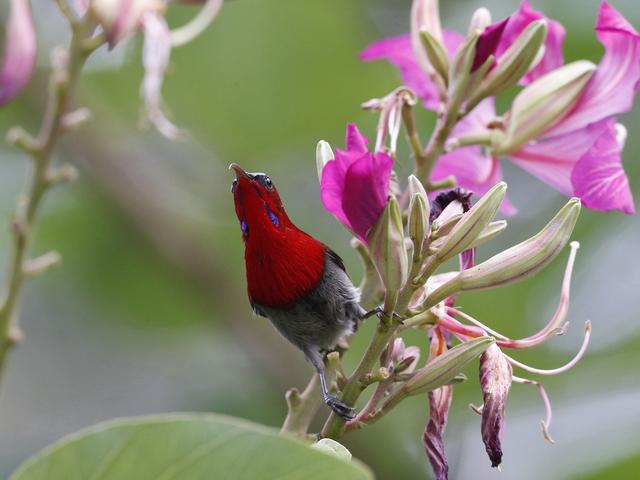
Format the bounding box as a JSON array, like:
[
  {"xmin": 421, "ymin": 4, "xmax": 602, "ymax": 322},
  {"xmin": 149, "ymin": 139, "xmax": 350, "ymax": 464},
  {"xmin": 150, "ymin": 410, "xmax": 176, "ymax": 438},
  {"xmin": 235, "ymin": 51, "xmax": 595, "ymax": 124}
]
[{"xmin": 253, "ymin": 257, "xmax": 363, "ymax": 353}]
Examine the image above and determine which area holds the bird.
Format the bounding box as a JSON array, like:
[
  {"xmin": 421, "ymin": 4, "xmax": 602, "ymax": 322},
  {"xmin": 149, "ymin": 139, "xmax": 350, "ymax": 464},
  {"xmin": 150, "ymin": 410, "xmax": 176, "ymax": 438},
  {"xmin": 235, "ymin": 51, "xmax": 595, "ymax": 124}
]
[{"xmin": 229, "ymin": 163, "xmax": 369, "ymax": 420}]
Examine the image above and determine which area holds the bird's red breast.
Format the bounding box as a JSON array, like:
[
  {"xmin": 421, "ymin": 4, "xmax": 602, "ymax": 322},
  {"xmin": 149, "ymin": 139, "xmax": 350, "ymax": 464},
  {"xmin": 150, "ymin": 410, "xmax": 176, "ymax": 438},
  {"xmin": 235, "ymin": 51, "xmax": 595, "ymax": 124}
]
[{"xmin": 230, "ymin": 164, "xmax": 328, "ymax": 308}]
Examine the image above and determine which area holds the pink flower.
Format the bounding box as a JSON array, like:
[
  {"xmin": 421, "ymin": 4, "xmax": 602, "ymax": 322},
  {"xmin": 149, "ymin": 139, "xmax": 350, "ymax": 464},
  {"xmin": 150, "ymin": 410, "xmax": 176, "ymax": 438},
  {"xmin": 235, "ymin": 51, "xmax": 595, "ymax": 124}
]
[
  {"xmin": 464, "ymin": 3, "xmax": 636, "ymax": 214},
  {"xmin": 320, "ymin": 124, "xmax": 393, "ymax": 243},
  {"xmin": 361, "ymin": 1, "xmax": 563, "ymax": 111},
  {"xmin": 0, "ymin": 0, "xmax": 36, "ymax": 106},
  {"xmin": 361, "ymin": 1, "xmax": 563, "ymax": 208}
]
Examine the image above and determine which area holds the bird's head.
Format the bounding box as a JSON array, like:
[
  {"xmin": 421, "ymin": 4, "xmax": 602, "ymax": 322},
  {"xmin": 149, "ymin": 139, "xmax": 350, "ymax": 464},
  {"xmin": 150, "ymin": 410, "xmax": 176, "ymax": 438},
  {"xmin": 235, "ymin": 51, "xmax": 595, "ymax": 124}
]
[{"xmin": 229, "ymin": 163, "xmax": 290, "ymax": 241}]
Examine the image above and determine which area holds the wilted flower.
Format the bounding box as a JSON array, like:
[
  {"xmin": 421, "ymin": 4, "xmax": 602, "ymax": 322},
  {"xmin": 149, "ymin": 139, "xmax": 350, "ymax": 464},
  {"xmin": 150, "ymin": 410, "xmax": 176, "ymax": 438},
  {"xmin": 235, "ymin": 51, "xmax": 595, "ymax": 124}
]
[
  {"xmin": 478, "ymin": 343, "xmax": 512, "ymax": 468},
  {"xmin": 431, "ymin": 241, "xmax": 591, "ymax": 468},
  {"xmin": 320, "ymin": 124, "xmax": 393, "ymax": 243},
  {"xmin": 0, "ymin": 0, "xmax": 37, "ymax": 106},
  {"xmin": 89, "ymin": 0, "xmax": 224, "ymax": 139},
  {"xmin": 423, "ymin": 328, "xmax": 452, "ymax": 480}
]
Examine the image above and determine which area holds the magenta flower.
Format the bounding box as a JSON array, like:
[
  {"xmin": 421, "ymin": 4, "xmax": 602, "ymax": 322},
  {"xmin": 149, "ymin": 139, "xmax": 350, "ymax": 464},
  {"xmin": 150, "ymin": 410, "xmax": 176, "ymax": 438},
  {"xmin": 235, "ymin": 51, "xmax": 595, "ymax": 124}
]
[
  {"xmin": 0, "ymin": 0, "xmax": 36, "ymax": 107},
  {"xmin": 361, "ymin": 1, "xmax": 564, "ymax": 207},
  {"xmin": 507, "ymin": 2, "xmax": 638, "ymax": 213},
  {"xmin": 320, "ymin": 124, "xmax": 393, "ymax": 243},
  {"xmin": 362, "ymin": 1, "xmax": 563, "ymax": 111},
  {"xmin": 447, "ymin": 3, "xmax": 636, "ymax": 214}
]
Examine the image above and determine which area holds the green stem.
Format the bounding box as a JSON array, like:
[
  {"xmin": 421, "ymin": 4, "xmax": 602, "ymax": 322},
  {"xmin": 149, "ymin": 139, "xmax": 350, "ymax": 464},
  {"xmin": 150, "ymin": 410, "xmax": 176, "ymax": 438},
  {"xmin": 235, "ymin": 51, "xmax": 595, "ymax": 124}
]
[{"xmin": 0, "ymin": 15, "xmax": 101, "ymax": 389}]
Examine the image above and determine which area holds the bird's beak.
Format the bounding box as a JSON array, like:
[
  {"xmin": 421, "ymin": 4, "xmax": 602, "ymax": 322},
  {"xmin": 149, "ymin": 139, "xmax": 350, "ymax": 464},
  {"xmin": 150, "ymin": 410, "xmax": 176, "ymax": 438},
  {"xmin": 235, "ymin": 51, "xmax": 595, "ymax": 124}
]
[{"xmin": 229, "ymin": 163, "xmax": 251, "ymax": 180}]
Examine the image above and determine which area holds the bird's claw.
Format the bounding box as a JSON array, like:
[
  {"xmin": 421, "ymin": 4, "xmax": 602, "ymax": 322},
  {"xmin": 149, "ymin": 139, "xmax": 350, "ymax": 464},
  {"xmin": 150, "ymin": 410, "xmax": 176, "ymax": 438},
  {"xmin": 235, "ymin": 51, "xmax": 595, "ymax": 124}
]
[
  {"xmin": 363, "ymin": 307, "xmax": 404, "ymax": 324},
  {"xmin": 325, "ymin": 395, "xmax": 356, "ymax": 420}
]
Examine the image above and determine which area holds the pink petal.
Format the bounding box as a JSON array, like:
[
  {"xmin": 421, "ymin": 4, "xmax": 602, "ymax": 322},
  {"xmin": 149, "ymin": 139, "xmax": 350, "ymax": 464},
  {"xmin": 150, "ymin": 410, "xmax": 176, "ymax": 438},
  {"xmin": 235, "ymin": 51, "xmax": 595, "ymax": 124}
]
[
  {"xmin": 432, "ymin": 99, "xmax": 516, "ymax": 214},
  {"xmin": 361, "ymin": 34, "xmax": 439, "ymax": 110},
  {"xmin": 497, "ymin": 0, "xmax": 565, "ymax": 84},
  {"xmin": 0, "ymin": 0, "xmax": 36, "ymax": 106},
  {"xmin": 342, "ymin": 152, "xmax": 392, "ymax": 241},
  {"xmin": 320, "ymin": 124, "xmax": 393, "ymax": 241},
  {"xmin": 571, "ymin": 121, "xmax": 635, "ymax": 214},
  {"xmin": 547, "ymin": 2, "xmax": 640, "ymax": 136},
  {"xmin": 508, "ymin": 120, "xmax": 611, "ymax": 196},
  {"xmin": 473, "ymin": 17, "xmax": 508, "ymax": 72},
  {"xmin": 361, "ymin": 31, "xmax": 463, "ymax": 111},
  {"xmin": 345, "ymin": 123, "xmax": 369, "ymax": 153},
  {"xmin": 320, "ymin": 153, "xmax": 355, "ymax": 232}
]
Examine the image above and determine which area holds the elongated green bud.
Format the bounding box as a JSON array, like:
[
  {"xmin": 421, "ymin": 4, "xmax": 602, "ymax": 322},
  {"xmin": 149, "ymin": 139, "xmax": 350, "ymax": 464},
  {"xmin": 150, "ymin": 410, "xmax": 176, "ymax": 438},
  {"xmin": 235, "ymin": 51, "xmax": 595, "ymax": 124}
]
[
  {"xmin": 448, "ymin": 30, "xmax": 479, "ymax": 117},
  {"xmin": 367, "ymin": 196, "xmax": 409, "ymax": 292},
  {"xmin": 420, "ymin": 29, "xmax": 450, "ymax": 86},
  {"xmin": 466, "ymin": 20, "xmax": 547, "ymax": 111},
  {"xmin": 458, "ymin": 198, "xmax": 581, "ymax": 290},
  {"xmin": 403, "ymin": 336, "xmax": 494, "ymax": 395},
  {"xmin": 494, "ymin": 61, "xmax": 596, "ymax": 155},
  {"xmin": 422, "ymin": 198, "xmax": 580, "ymax": 309},
  {"xmin": 408, "ymin": 175, "xmax": 430, "ymax": 250},
  {"xmin": 435, "ymin": 182, "xmax": 506, "ymax": 262}
]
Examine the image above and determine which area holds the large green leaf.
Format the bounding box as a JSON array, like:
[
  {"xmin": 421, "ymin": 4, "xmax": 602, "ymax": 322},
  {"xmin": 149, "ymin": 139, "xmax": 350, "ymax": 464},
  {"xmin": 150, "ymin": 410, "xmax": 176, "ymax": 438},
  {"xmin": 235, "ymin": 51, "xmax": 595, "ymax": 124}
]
[{"xmin": 11, "ymin": 413, "xmax": 373, "ymax": 480}]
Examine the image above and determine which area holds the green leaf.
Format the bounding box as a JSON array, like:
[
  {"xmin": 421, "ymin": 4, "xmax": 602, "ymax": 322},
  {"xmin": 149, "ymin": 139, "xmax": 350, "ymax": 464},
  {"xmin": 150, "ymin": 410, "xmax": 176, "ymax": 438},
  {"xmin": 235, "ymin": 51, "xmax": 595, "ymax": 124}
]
[{"xmin": 11, "ymin": 413, "xmax": 374, "ymax": 480}]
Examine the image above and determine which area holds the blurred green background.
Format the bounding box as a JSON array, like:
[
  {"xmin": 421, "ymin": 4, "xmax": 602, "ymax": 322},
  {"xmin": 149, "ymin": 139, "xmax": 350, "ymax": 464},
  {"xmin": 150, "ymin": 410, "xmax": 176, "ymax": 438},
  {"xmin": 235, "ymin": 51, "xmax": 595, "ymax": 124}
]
[{"xmin": 1, "ymin": 0, "xmax": 639, "ymax": 478}]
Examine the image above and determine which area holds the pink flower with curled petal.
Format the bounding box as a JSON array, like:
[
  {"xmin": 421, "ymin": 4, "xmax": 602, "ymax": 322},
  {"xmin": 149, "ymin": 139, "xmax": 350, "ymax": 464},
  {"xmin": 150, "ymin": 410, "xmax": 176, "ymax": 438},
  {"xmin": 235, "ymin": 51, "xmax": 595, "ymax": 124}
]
[
  {"xmin": 361, "ymin": 1, "xmax": 564, "ymax": 210},
  {"xmin": 496, "ymin": 3, "xmax": 636, "ymax": 214},
  {"xmin": 320, "ymin": 124, "xmax": 393, "ymax": 243},
  {"xmin": 0, "ymin": 0, "xmax": 36, "ymax": 107}
]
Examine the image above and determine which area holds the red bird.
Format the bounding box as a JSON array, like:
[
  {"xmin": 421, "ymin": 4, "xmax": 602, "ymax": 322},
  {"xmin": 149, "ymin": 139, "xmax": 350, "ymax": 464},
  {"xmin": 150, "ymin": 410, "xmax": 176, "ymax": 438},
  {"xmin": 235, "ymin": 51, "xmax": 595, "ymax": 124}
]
[{"xmin": 230, "ymin": 163, "xmax": 368, "ymax": 419}]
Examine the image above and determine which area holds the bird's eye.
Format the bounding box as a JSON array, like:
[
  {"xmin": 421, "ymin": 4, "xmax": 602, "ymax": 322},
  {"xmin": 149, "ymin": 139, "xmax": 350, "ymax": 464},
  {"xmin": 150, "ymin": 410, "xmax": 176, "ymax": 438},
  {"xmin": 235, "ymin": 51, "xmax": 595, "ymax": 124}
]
[
  {"xmin": 263, "ymin": 176, "xmax": 273, "ymax": 189},
  {"xmin": 231, "ymin": 179, "xmax": 238, "ymax": 193}
]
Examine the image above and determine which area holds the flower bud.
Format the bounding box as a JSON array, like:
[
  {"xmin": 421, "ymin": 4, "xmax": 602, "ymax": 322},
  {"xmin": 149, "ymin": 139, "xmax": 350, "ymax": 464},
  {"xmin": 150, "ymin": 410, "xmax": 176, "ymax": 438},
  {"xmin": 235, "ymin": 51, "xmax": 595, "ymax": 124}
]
[
  {"xmin": 466, "ymin": 20, "xmax": 547, "ymax": 112},
  {"xmin": 494, "ymin": 61, "xmax": 596, "ymax": 155},
  {"xmin": 316, "ymin": 140, "xmax": 334, "ymax": 182},
  {"xmin": 366, "ymin": 196, "xmax": 409, "ymax": 292},
  {"xmin": 419, "ymin": 29, "xmax": 449, "ymax": 86},
  {"xmin": 411, "ymin": 0, "xmax": 443, "ymax": 74},
  {"xmin": 459, "ymin": 198, "xmax": 580, "ymax": 290},
  {"xmin": 448, "ymin": 30, "xmax": 479, "ymax": 110},
  {"xmin": 91, "ymin": 0, "xmax": 165, "ymax": 48},
  {"xmin": 403, "ymin": 336, "xmax": 494, "ymax": 395},
  {"xmin": 396, "ymin": 345, "xmax": 421, "ymax": 374},
  {"xmin": 468, "ymin": 7, "xmax": 491, "ymax": 35},
  {"xmin": 479, "ymin": 344, "xmax": 513, "ymax": 468},
  {"xmin": 435, "ymin": 182, "xmax": 506, "ymax": 263},
  {"xmin": 469, "ymin": 220, "xmax": 507, "ymax": 248},
  {"xmin": 0, "ymin": 0, "xmax": 37, "ymax": 106},
  {"xmin": 408, "ymin": 176, "xmax": 430, "ymax": 251}
]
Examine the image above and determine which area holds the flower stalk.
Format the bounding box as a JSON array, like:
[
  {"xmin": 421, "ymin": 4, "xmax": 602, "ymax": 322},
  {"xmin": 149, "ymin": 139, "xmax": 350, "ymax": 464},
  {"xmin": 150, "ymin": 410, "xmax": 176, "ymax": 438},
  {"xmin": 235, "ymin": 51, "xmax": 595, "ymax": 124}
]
[{"xmin": 0, "ymin": 10, "xmax": 104, "ymax": 388}]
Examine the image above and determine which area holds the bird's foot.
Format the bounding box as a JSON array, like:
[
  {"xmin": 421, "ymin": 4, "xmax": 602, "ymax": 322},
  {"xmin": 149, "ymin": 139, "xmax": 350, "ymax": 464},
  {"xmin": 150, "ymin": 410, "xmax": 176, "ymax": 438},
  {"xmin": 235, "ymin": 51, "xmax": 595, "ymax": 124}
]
[
  {"xmin": 324, "ymin": 395, "xmax": 356, "ymax": 420},
  {"xmin": 362, "ymin": 307, "xmax": 405, "ymax": 324},
  {"xmin": 362, "ymin": 306, "xmax": 382, "ymax": 320}
]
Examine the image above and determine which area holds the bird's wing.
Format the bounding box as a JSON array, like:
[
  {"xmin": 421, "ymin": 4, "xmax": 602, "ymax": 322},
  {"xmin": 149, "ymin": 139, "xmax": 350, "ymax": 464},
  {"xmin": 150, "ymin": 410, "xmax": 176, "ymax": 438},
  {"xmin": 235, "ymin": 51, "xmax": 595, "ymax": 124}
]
[{"xmin": 326, "ymin": 248, "xmax": 347, "ymax": 274}]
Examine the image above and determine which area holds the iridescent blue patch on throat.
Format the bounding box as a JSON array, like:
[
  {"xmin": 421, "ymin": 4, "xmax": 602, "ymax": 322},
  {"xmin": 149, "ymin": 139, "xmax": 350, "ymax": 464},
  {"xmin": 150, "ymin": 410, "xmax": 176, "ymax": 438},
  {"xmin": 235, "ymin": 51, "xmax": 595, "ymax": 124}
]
[
  {"xmin": 265, "ymin": 205, "xmax": 279, "ymax": 227},
  {"xmin": 241, "ymin": 219, "xmax": 248, "ymax": 236}
]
